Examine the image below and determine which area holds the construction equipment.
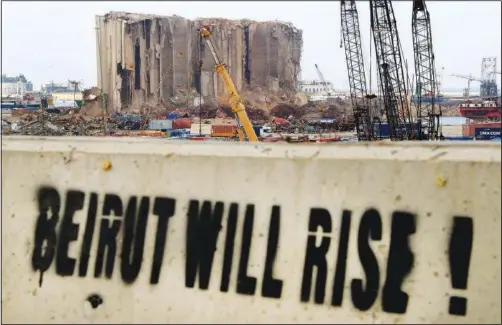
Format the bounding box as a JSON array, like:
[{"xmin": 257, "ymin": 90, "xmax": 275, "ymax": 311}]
[
  {"xmin": 340, "ymin": 0, "xmax": 373, "ymax": 141},
  {"xmin": 199, "ymin": 26, "xmax": 258, "ymax": 142},
  {"xmin": 452, "ymin": 58, "xmax": 499, "ymax": 100},
  {"xmin": 480, "ymin": 58, "xmax": 498, "ymax": 99},
  {"xmin": 314, "ymin": 64, "xmax": 332, "ymax": 95},
  {"xmin": 370, "ymin": 0, "xmax": 413, "ymax": 141},
  {"xmin": 412, "ymin": 0, "xmax": 441, "ymax": 140},
  {"xmin": 451, "ymin": 74, "xmax": 481, "ymax": 99}
]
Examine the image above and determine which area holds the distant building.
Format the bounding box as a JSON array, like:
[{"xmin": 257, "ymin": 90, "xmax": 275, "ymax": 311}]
[
  {"xmin": 50, "ymin": 92, "xmax": 83, "ymax": 101},
  {"xmin": 298, "ymin": 80, "xmax": 336, "ymax": 95},
  {"xmin": 1, "ymin": 74, "xmax": 33, "ymax": 96},
  {"xmin": 41, "ymin": 82, "xmax": 81, "ymax": 94},
  {"xmin": 298, "ymin": 80, "xmax": 349, "ymax": 102}
]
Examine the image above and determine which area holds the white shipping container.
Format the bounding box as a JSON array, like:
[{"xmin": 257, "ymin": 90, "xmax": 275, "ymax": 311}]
[
  {"xmin": 190, "ymin": 124, "xmax": 212, "ymax": 136},
  {"xmin": 148, "ymin": 120, "xmax": 172, "ymax": 130}
]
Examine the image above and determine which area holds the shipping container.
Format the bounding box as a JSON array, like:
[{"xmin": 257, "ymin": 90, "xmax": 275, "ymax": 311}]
[
  {"xmin": 475, "ymin": 127, "xmax": 501, "ymax": 140},
  {"xmin": 190, "ymin": 124, "xmax": 212, "ymax": 136},
  {"xmin": 410, "ymin": 96, "xmax": 448, "ymax": 103},
  {"xmin": 169, "ymin": 129, "xmax": 191, "ymax": 138},
  {"xmin": 373, "ymin": 123, "xmax": 420, "ymax": 138},
  {"xmin": 462, "ymin": 122, "xmax": 502, "ymax": 137},
  {"xmin": 172, "ymin": 118, "xmax": 191, "ymax": 129},
  {"xmin": 27, "ymin": 104, "xmax": 42, "ymax": 110},
  {"xmin": 148, "ymin": 119, "xmax": 172, "ymax": 131},
  {"xmin": 211, "ymin": 125, "xmax": 237, "ymax": 137},
  {"xmin": 253, "ymin": 126, "xmax": 262, "ymax": 137}
]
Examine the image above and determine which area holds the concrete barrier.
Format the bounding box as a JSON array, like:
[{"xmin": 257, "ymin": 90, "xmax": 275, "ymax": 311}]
[{"xmin": 2, "ymin": 136, "xmax": 501, "ymax": 324}]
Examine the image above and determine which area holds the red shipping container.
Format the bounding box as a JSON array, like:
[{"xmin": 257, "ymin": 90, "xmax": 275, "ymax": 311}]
[
  {"xmin": 211, "ymin": 125, "xmax": 237, "ymax": 137},
  {"xmin": 172, "ymin": 118, "xmax": 191, "ymax": 129}
]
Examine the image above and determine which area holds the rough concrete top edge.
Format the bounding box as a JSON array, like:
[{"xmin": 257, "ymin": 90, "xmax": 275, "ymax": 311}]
[
  {"xmin": 98, "ymin": 11, "xmax": 182, "ymax": 21},
  {"xmin": 97, "ymin": 11, "xmax": 302, "ymax": 31},
  {"xmin": 194, "ymin": 17, "xmax": 301, "ymax": 30},
  {"xmin": 2, "ymin": 136, "xmax": 501, "ymax": 164}
]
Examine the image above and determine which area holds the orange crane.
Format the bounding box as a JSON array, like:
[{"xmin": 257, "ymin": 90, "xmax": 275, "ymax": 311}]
[{"xmin": 199, "ymin": 26, "xmax": 258, "ymax": 142}]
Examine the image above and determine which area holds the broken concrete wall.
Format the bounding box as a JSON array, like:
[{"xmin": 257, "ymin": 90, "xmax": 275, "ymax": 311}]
[{"xmin": 96, "ymin": 12, "xmax": 303, "ymax": 112}]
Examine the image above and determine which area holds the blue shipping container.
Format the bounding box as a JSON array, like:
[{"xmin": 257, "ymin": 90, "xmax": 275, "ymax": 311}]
[
  {"xmin": 411, "ymin": 96, "xmax": 448, "ymax": 103},
  {"xmin": 374, "ymin": 123, "xmax": 420, "ymax": 138},
  {"xmin": 475, "ymin": 128, "xmax": 501, "ymax": 140},
  {"xmin": 253, "ymin": 126, "xmax": 261, "ymax": 137}
]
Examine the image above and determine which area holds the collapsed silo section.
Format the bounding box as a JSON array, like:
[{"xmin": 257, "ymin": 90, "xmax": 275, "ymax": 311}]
[{"xmin": 95, "ymin": 12, "xmax": 303, "ymax": 112}]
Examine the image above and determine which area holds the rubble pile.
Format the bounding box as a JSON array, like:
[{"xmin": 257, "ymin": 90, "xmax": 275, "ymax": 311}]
[
  {"xmin": 80, "ymin": 87, "xmax": 105, "ymax": 117},
  {"xmin": 9, "ymin": 111, "xmax": 111, "ymax": 136},
  {"xmin": 182, "ymin": 97, "xmax": 354, "ymax": 125},
  {"xmin": 3, "ymin": 83, "xmax": 356, "ymax": 137}
]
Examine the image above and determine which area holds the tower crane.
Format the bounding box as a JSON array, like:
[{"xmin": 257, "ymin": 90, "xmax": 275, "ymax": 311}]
[
  {"xmin": 314, "ymin": 64, "xmax": 332, "ymax": 95},
  {"xmin": 412, "ymin": 0, "xmax": 440, "ymax": 140},
  {"xmin": 199, "ymin": 26, "xmax": 258, "ymax": 142},
  {"xmin": 450, "ymin": 74, "xmax": 482, "ymax": 99},
  {"xmin": 340, "ymin": 0, "xmax": 373, "ymax": 141},
  {"xmin": 370, "ymin": 0, "xmax": 413, "ymax": 141}
]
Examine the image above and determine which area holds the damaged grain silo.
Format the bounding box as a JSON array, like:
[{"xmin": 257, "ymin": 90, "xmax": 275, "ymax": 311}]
[{"xmin": 95, "ymin": 12, "xmax": 303, "ymax": 112}]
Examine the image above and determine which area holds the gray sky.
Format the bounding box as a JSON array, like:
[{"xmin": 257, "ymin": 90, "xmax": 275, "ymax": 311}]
[{"xmin": 2, "ymin": 1, "xmax": 501, "ymax": 92}]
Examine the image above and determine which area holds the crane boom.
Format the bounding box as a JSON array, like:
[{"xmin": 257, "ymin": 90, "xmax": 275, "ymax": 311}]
[
  {"xmin": 340, "ymin": 0, "xmax": 373, "ymax": 141},
  {"xmin": 370, "ymin": 0, "xmax": 413, "ymax": 141},
  {"xmin": 314, "ymin": 64, "xmax": 330, "ymax": 93},
  {"xmin": 412, "ymin": 0, "xmax": 440, "ymax": 140},
  {"xmin": 199, "ymin": 27, "xmax": 258, "ymax": 142},
  {"xmin": 451, "ymin": 74, "xmax": 483, "ymax": 82},
  {"xmin": 451, "ymin": 74, "xmax": 482, "ymax": 99}
]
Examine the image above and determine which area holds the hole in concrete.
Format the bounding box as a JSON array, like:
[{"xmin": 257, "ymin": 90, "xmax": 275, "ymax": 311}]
[{"xmin": 86, "ymin": 293, "xmax": 104, "ymax": 309}]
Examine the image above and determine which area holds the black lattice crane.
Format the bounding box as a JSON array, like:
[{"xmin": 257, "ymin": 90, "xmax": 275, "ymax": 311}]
[
  {"xmin": 340, "ymin": 0, "xmax": 373, "ymax": 141},
  {"xmin": 480, "ymin": 57, "xmax": 498, "ymax": 99},
  {"xmin": 370, "ymin": 0, "xmax": 413, "ymax": 141},
  {"xmin": 412, "ymin": 0, "xmax": 440, "ymax": 140}
]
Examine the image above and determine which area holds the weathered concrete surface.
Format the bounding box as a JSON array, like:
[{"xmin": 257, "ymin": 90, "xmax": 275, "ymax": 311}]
[
  {"xmin": 96, "ymin": 12, "xmax": 303, "ymax": 112},
  {"xmin": 2, "ymin": 137, "xmax": 501, "ymax": 324}
]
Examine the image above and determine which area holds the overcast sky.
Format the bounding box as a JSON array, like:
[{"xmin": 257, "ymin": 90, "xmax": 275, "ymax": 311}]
[{"xmin": 2, "ymin": 1, "xmax": 501, "ymax": 92}]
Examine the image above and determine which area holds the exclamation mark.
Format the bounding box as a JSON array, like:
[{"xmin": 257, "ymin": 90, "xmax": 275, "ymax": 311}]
[{"xmin": 448, "ymin": 216, "xmax": 474, "ymax": 316}]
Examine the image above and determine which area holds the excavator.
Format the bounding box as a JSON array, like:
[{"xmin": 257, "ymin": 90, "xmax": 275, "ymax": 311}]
[{"xmin": 199, "ymin": 26, "xmax": 258, "ymax": 142}]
